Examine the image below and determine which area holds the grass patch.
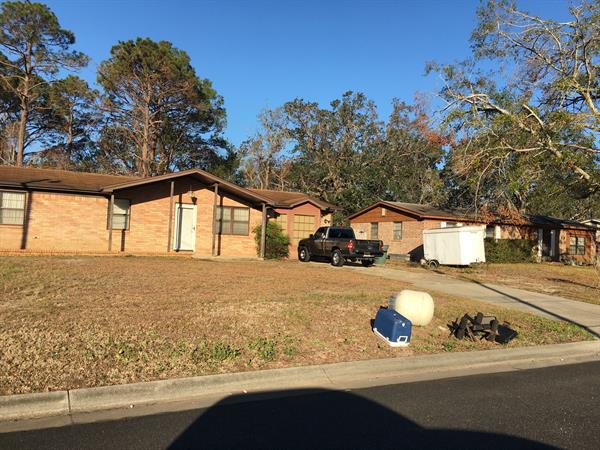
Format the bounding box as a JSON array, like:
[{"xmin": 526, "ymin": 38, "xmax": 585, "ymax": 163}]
[{"xmin": 0, "ymin": 256, "xmax": 592, "ymax": 395}]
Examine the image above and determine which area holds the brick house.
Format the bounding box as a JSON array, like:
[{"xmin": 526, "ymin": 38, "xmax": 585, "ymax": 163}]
[
  {"xmin": 0, "ymin": 166, "xmax": 336, "ymax": 257},
  {"xmin": 248, "ymin": 189, "xmax": 339, "ymax": 255},
  {"xmin": 582, "ymin": 219, "xmax": 600, "ymax": 247},
  {"xmin": 348, "ymin": 201, "xmax": 597, "ymax": 264}
]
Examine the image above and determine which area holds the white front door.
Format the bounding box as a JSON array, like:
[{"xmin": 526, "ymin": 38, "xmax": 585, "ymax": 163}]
[{"xmin": 173, "ymin": 203, "xmax": 197, "ymax": 251}]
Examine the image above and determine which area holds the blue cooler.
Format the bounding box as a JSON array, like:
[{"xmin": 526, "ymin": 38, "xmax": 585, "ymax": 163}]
[{"xmin": 373, "ymin": 308, "xmax": 412, "ymax": 347}]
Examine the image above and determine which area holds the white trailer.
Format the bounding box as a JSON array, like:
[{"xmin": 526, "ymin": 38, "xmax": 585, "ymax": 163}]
[{"xmin": 422, "ymin": 226, "xmax": 486, "ymax": 267}]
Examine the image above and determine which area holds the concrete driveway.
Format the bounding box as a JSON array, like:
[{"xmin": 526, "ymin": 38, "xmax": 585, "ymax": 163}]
[{"xmin": 342, "ymin": 264, "xmax": 600, "ymax": 337}]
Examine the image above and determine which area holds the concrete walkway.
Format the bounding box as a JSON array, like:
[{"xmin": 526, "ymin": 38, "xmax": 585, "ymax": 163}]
[{"xmin": 344, "ymin": 264, "xmax": 600, "ymax": 337}]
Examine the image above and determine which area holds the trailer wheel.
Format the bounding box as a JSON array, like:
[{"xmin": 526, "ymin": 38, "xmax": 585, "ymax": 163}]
[
  {"xmin": 361, "ymin": 259, "xmax": 374, "ymax": 267},
  {"xmin": 331, "ymin": 249, "xmax": 345, "ymax": 267},
  {"xmin": 427, "ymin": 259, "xmax": 440, "ymax": 269}
]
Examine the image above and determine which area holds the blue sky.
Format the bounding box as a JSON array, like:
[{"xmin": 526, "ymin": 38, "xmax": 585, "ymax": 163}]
[{"xmin": 43, "ymin": 0, "xmax": 571, "ymax": 146}]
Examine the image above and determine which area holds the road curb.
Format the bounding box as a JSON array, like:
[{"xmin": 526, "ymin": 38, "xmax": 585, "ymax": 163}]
[
  {"xmin": 0, "ymin": 391, "xmax": 69, "ymax": 421},
  {"xmin": 68, "ymin": 365, "xmax": 330, "ymax": 414},
  {"xmin": 2, "ymin": 340, "xmax": 599, "ymax": 423}
]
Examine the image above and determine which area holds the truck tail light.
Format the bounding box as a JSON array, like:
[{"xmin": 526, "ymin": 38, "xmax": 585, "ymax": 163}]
[
  {"xmin": 380, "ymin": 241, "xmax": 384, "ymax": 252},
  {"xmin": 347, "ymin": 240, "xmax": 354, "ymax": 251}
]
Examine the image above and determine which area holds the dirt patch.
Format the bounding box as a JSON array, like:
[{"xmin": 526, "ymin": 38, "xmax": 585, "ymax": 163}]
[{"xmin": 0, "ymin": 256, "xmax": 592, "ymax": 395}]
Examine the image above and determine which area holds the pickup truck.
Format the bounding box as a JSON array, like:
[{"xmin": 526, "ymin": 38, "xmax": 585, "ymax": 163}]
[{"xmin": 297, "ymin": 226, "xmax": 384, "ymax": 267}]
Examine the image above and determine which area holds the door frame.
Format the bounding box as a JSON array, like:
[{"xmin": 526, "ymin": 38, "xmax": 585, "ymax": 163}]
[{"xmin": 173, "ymin": 203, "xmax": 197, "ymax": 251}]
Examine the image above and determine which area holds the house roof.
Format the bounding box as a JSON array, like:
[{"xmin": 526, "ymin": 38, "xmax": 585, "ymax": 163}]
[
  {"xmin": 348, "ymin": 200, "xmax": 594, "ymax": 231},
  {"xmin": 248, "ymin": 189, "xmax": 340, "ymax": 211},
  {"xmin": 0, "ymin": 166, "xmax": 137, "ymax": 193},
  {"xmin": 101, "ymin": 169, "xmax": 273, "ymax": 205},
  {"xmin": 524, "ymin": 215, "xmax": 596, "ymax": 230},
  {"xmin": 347, "ymin": 200, "xmax": 471, "ymax": 221},
  {"xmin": 0, "ymin": 166, "xmax": 271, "ymax": 206},
  {"xmin": 0, "ymin": 166, "xmax": 339, "ymax": 209},
  {"xmin": 582, "ymin": 219, "xmax": 600, "ymax": 227}
]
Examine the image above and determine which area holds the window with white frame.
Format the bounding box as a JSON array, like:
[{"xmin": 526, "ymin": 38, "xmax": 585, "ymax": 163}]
[
  {"xmin": 109, "ymin": 199, "xmax": 131, "ymax": 230},
  {"xmin": 569, "ymin": 236, "xmax": 585, "ymax": 255},
  {"xmin": 0, "ymin": 191, "xmax": 26, "ymax": 225},
  {"xmin": 485, "ymin": 225, "xmax": 495, "ymax": 238},
  {"xmin": 393, "ymin": 222, "xmax": 402, "ymax": 240}
]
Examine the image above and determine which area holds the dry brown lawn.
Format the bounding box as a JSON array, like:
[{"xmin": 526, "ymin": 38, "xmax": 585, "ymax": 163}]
[
  {"xmin": 0, "ymin": 256, "xmax": 591, "ymax": 395},
  {"xmin": 389, "ymin": 261, "xmax": 600, "ymax": 305}
]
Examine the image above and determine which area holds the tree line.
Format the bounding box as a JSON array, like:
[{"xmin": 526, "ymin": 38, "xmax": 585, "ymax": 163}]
[
  {"xmin": 1, "ymin": 1, "xmax": 598, "ymax": 221},
  {"xmin": 239, "ymin": 0, "xmax": 600, "ymax": 220},
  {"xmin": 0, "ymin": 1, "xmax": 231, "ymax": 177}
]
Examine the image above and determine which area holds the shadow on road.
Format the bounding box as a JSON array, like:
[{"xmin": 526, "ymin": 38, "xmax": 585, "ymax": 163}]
[{"xmin": 168, "ymin": 388, "xmax": 555, "ymax": 450}]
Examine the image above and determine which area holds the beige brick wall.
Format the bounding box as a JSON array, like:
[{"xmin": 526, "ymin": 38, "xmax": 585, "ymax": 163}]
[
  {"xmin": 0, "ymin": 190, "xmax": 109, "ymax": 252},
  {"xmin": 0, "ymin": 177, "xmax": 264, "ymax": 257},
  {"xmin": 350, "ymin": 205, "xmax": 469, "ymax": 259},
  {"xmin": 498, "ymin": 224, "xmax": 537, "ymax": 240},
  {"xmin": 352, "ymin": 218, "xmax": 452, "ymax": 259},
  {"xmin": 558, "ymin": 228, "xmax": 596, "ymax": 264}
]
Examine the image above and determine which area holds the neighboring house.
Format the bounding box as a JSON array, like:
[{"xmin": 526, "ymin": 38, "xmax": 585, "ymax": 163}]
[
  {"xmin": 582, "ymin": 219, "xmax": 600, "ymax": 257},
  {"xmin": 248, "ymin": 189, "xmax": 339, "ymax": 254},
  {"xmin": 348, "ymin": 201, "xmax": 597, "ymax": 264},
  {"xmin": 581, "ymin": 219, "xmax": 600, "ymax": 242},
  {"xmin": 0, "ymin": 166, "xmax": 336, "ymax": 257}
]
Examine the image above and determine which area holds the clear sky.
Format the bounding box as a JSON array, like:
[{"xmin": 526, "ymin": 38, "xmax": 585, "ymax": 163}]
[{"xmin": 43, "ymin": 0, "xmax": 572, "ymax": 146}]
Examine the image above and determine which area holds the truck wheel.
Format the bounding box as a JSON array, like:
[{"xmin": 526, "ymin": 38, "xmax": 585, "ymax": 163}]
[
  {"xmin": 298, "ymin": 247, "xmax": 310, "ymax": 262},
  {"xmin": 361, "ymin": 259, "xmax": 374, "ymax": 267},
  {"xmin": 427, "ymin": 260, "xmax": 439, "ymax": 269},
  {"xmin": 331, "ymin": 249, "xmax": 345, "ymax": 267}
]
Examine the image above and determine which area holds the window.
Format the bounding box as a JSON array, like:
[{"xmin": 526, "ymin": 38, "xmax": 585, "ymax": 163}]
[
  {"xmin": 108, "ymin": 199, "xmax": 131, "ymax": 230},
  {"xmin": 0, "ymin": 191, "xmax": 25, "ymax": 225},
  {"xmin": 393, "ymin": 222, "xmax": 402, "ymax": 240},
  {"xmin": 370, "ymin": 222, "xmax": 378, "ymax": 239},
  {"xmin": 313, "ymin": 227, "xmax": 327, "ymax": 239},
  {"xmin": 273, "ymin": 213, "xmax": 287, "ymax": 233},
  {"xmin": 293, "ymin": 214, "xmax": 315, "ymax": 242},
  {"xmin": 485, "ymin": 225, "xmax": 495, "ymax": 239},
  {"xmin": 216, "ymin": 206, "xmax": 249, "ymax": 235},
  {"xmin": 569, "ymin": 236, "xmax": 585, "ymax": 255},
  {"xmin": 329, "ymin": 228, "xmax": 354, "ymax": 239}
]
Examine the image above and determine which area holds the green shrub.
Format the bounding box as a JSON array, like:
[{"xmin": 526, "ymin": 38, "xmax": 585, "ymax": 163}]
[
  {"xmin": 254, "ymin": 221, "xmax": 290, "ymax": 259},
  {"xmin": 484, "ymin": 238, "xmax": 536, "ymax": 263}
]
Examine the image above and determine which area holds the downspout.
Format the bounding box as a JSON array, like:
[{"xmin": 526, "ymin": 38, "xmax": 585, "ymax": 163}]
[
  {"xmin": 260, "ymin": 203, "xmax": 267, "ymax": 259},
  {"xmin": 108, "ymin": 193, "xmax": 114, "ymax": 252},
  {"xmin": 167, "ymin": 181, "xmax": 175, "ymax": 253},
  {"xmin": 211, "ymin": 183, "xmax": 219, "ymax": 257}
]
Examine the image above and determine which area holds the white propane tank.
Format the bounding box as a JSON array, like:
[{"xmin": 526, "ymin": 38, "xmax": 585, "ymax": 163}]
[{"xmin": 389, "ymin": 290, "xmax": 434, "ymax": 326}]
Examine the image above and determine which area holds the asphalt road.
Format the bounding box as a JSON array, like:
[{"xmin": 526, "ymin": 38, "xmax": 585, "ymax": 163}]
[{"xmin": 2, "ymin": 361, "xmax": 599, "ymax": 449}]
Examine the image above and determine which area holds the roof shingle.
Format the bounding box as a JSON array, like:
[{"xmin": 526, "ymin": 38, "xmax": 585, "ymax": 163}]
[
  {"xmin": 248, "ymin": 188, "xmax": 339, "ymax": 211},
  {"xmin": 0, "ymin": 166, "xmax": 137, "ymax": 192}
]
